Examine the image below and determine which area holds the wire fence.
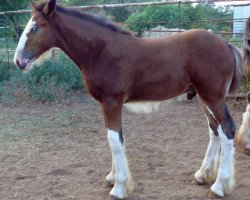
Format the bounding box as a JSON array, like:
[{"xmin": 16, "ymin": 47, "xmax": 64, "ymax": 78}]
[{"xmin": 0, "ymin": 0, "xmax": 249, "ymax": 90}]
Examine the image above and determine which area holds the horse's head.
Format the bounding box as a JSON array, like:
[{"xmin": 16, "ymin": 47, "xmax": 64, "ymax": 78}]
[{"xmin": 14, "ymin": 0, "xmax": 58, "ymax": 71}]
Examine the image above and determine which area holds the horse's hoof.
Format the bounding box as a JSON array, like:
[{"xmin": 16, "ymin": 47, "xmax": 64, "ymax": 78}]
[
  {"xmin": 107, "ymin": 195, "xmax": 124, "ymax": 200},
  {"xmin": 192, "ymin": 177, "xmax": 206, "ymax": 185},
  {"xmin": 237, "ymin": 145, "xmax": 250, "ymax": 156},
  {"xmin": 208, "ymin": 190, "xmax": 222, "ymax": 199},
  {"xmin": 102, "ymin": 180, "xmax": 114, "ymax": 188},
  {"xmin": 243, "ymin": 148, "xmax": 250, "ymax": 156},
  {"xmin": 192, "ymin": 175, "xmax": 206, "ymax": 185}
]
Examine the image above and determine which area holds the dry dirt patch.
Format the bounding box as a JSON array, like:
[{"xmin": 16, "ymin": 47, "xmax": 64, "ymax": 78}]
[{"xmin": 0, "ymin": 95, "xmax": 249, "ymax": 200}]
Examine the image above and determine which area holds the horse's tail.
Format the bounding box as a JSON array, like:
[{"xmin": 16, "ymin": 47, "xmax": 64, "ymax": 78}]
[{"xmin": 227, "ymin": 43, "xmax": 243, "ymax": 94}]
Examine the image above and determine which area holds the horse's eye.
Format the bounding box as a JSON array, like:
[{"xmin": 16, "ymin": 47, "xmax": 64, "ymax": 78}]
[{"xmin": 31, "ymin": 26, "xmax": 38, "ymax": 32}]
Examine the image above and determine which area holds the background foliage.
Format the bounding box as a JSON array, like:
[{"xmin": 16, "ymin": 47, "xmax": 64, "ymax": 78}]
[
  {"xmin": 0, "ymin": 53, "xmax": 83, "ymax": 104},
  {"xmin": 0, "ymin": 0, "xmax": 30, "ymax": 38},
  {"xmin": 125, "ymin": 3, "xmax": 233, "ymax": 33}
]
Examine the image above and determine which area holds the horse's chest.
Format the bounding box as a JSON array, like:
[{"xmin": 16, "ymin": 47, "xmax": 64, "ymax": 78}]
[{"xmin": 83, "ymin": 75, "xmax": 113, "ymax": 101}]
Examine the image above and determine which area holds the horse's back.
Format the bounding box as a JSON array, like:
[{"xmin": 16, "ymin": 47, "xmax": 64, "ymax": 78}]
[{"xmin": 181, "ymin": 29, "xmax": 234, "ymax": 68}]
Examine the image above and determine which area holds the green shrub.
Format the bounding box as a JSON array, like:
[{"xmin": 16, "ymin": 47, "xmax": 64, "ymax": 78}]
[
  {"xmin": 125, "ymin": 5, "xmax": 191, "ymax": 34},
  {"xmin": 30, "ymin": 54, "xmax": 83, "ymax": 91},
  {"xmin": 0, "ymin": 53, "xmax": 84, "ymax": 104},
  {"xmin": 125, "ymin": 4, "xmax": 233, "ymax": 35},
  {"xmin": 241, "ymin": 78, "xmax": 250, "ymax": 93},
  {"xmin": 0, "ymin": 62, "xmax": 12, "ymax": 82}
]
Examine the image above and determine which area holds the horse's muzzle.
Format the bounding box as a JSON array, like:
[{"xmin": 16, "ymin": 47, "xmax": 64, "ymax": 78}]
[{"xmin": 15, "ymin": 58, "xmax": 30, "ymax": 70}]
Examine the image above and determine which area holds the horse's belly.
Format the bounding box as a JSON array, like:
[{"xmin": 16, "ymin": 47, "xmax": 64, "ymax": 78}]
[{"xmin": 124, "ymin": 93, "xmax": 188, "ymax": 114}]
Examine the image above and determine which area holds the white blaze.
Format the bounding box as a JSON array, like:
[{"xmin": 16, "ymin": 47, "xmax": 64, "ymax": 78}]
[{"xmin": 14, "ymin": 17, "xmax": 36, "ymax": 64}]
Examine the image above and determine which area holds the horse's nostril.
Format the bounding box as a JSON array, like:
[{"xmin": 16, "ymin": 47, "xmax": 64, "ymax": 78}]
[
  {"xmin": 15, "ymin": 59, "xmax": 20, "ymax": 67},
  {"xmin": 19, "ymin": 63, "xmax": 27, "ymax": 70},
  {"xmin": 15, "ymin": 59, "xmax": 27, "ymax": 70}
]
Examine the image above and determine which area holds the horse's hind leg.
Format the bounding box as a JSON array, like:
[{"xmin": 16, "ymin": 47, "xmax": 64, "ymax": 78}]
[
  {"xmin": 101, "ymin": 99, "xmax": 134, "ymax": 199},
  {"xmin": 194, "ymin": 105, "xmax": 220, "ymax": 184},
  {"xmin": 211, "ymin": 111, "xmax": 236, "ymax": 198},
  {"xmin": 198, "ymin": 98, "xmax": 236, "ymax": 197}
]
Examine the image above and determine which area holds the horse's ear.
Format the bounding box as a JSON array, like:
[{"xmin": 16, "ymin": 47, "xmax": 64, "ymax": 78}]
[{"xmin": 43, "ymin": 0, "xmax": 56, "ymax": 15}]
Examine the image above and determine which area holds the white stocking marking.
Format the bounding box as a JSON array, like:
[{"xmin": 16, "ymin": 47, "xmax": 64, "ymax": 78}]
[
  {"xmin": 211, "ymin": 125, "xmax": 235, "ymax": 197},
  {"xmin": 106, "ymin": 152, "xmax": 115, "ymax": 184},
  {"xmin": 107, "ymin": 129, "xmax": 132, "ymax": 199},
  {"xmin": 195, "ymin": 126, "xmax": 220, "ymax": 183}
]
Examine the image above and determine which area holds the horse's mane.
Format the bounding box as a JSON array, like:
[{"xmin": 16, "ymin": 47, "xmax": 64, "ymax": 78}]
[{"xmin": 35, "ymin": 2, "xmax": 132, "ymax": 36}]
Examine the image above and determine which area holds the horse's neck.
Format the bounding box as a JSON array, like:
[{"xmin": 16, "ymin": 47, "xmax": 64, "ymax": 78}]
[{"xmin": 54, "ymin": 13, "xmax": 117, "ymax": 69}]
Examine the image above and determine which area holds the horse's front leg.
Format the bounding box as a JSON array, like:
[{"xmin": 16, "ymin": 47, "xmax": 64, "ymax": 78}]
[
  {"xmin": 104, "ymin": 152, "xmax": 115, "ymax": 187},
  {"xmin": 237, "ymin": 92, "xmax": 250, "ymax": 156},
  {"xmin": 101, "ymin": 99, "xmax": 134, "ymax": 199}
]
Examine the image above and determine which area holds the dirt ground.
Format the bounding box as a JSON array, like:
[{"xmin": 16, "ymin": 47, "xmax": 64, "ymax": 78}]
[{"xmin": 0, "ymin": 94, "xmax": 249, "ymax": 200}]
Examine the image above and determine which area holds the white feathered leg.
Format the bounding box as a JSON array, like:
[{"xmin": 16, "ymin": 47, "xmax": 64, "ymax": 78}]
[{"xmin": 195, "ymin": 127, "xmax": 220, "ymax": 184}]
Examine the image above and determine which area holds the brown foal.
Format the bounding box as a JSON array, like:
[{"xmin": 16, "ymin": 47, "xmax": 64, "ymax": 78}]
[{"xmin": 14, "ymin": 0, "xmax": 246, "ymax": 199}]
